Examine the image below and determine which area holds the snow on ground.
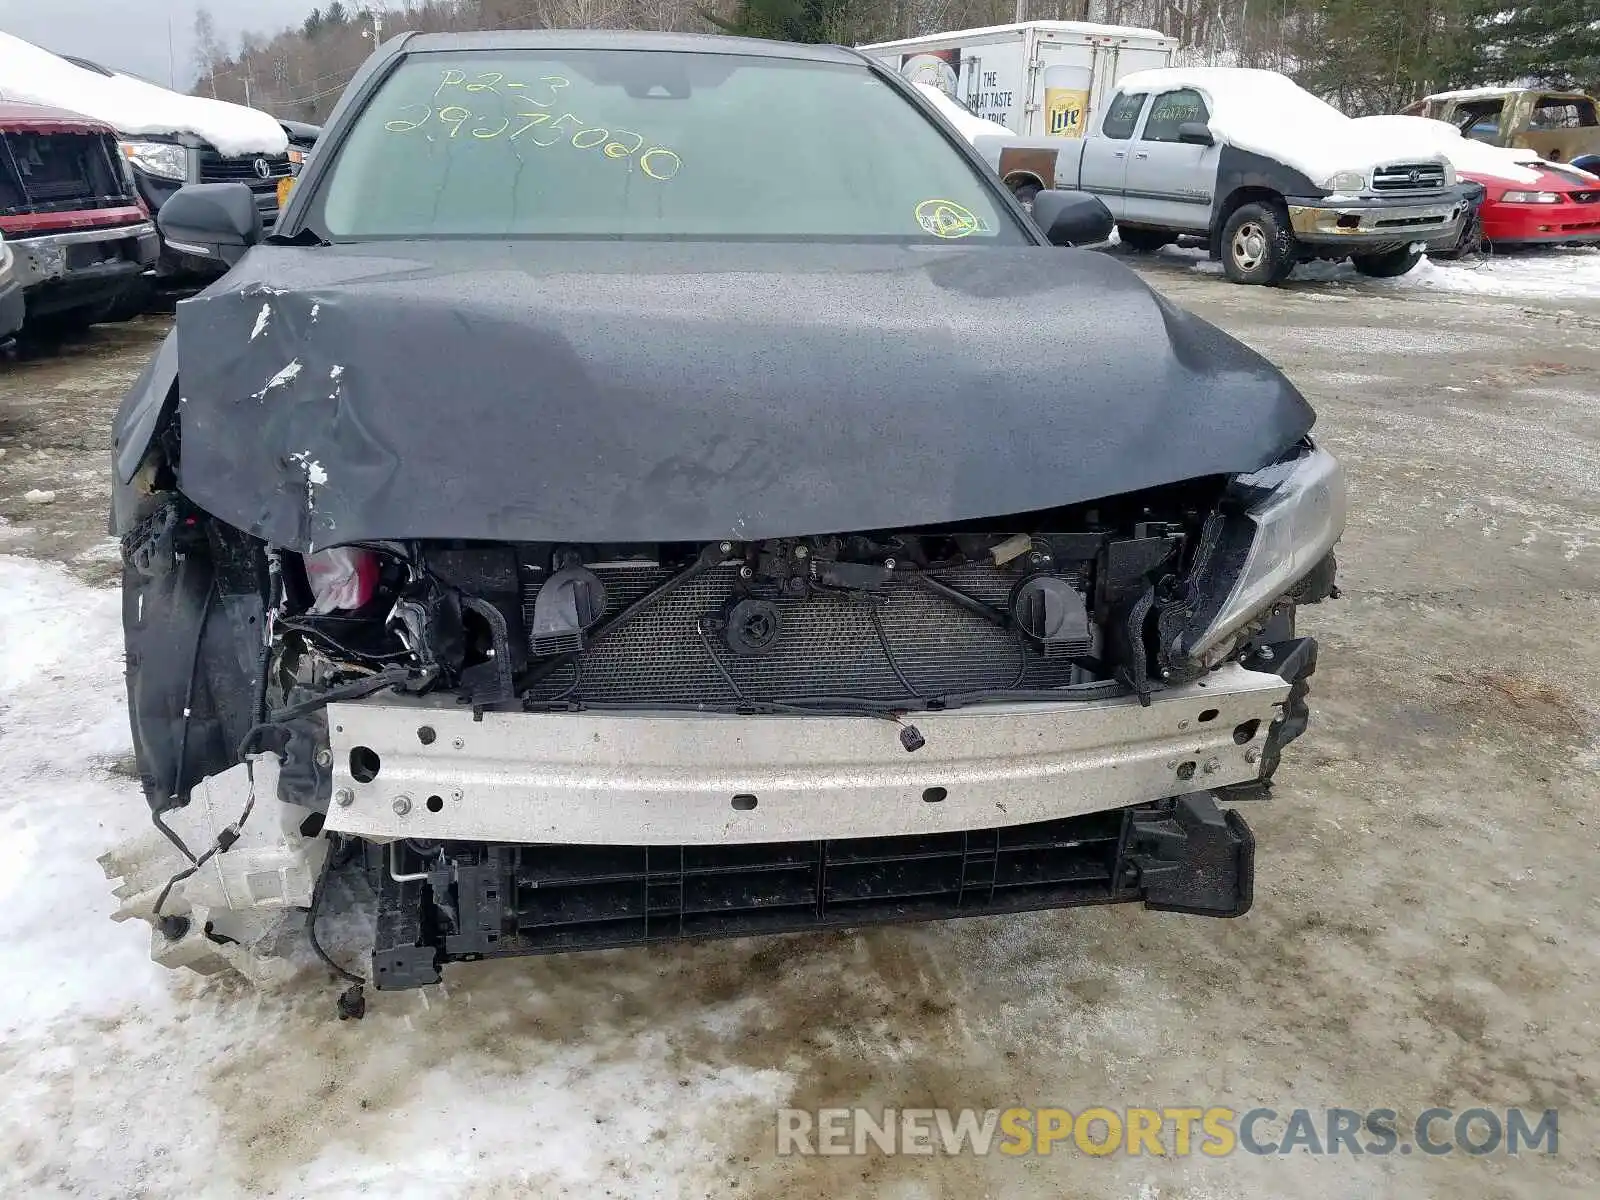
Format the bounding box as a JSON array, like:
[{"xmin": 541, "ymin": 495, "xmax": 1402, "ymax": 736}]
[
  {"xmin": 1151, "ymin": 242, "xmax": 1600, "ymax": 301},
  {"xmin": 0, "ymin": 554, "xmax": 790, "ymax": 1198}
]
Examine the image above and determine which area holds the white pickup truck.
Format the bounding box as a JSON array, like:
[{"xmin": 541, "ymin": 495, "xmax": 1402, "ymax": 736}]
[{"xmin": 970, "ymin": 67, "xmax": 1475, "ymax": 283}]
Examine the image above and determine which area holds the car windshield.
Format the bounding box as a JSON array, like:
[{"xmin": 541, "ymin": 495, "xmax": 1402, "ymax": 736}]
[{"xmin": 316, "ymin": 49, "xmax": 1024, "ymax": 242}]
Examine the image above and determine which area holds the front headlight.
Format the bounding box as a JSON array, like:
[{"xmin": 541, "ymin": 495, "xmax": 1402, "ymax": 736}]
[
  {"xmin": 1188, "ymin": 445, "xmax": 1347, "ymax": 657},
  {"xmin": 1500, "ymin": 190, "xmax": 1561, "ymax": 204},
  {"xmin": 1320, "ymin": 170, "xmax": 1367, "ymax": 194},
  {"xmin": 119, "ymin": 140, "xmax": 188, "ymax": 181}
]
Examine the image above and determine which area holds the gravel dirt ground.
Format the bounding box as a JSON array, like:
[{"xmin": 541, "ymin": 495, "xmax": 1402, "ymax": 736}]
[{"xmin": 0, "ymin": 255, "xmax": 1596, "ymax": 1199}]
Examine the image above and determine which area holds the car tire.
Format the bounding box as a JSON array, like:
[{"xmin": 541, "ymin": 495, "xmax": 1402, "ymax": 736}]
[
  {"xmin": 1221, "ymin": 202, "xmax": 1295, "ymax": 285},
  {"xmin": 1351, "ymin": 246, "xmax": 1424, "ymax": 278},
  {"xmin": 94, "ymin": 278, "xmax": 153, "ymax": 324},
  {"xmin": 1117, "ymin": 226, "xmax": 1174, "ymax": 253},
  {"xmin": 1011, "ymin": 180, "xmax": 1041, "ymax": 212}
]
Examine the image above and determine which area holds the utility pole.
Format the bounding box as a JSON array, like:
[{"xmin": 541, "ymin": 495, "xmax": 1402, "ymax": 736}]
[
  {"xmin": 1014, "ymin": 0, "xmax": 1028, "ymax": 22},
  {"xmin": 359, "ymin": 2, "xmax": 385, "ymax": 45}
]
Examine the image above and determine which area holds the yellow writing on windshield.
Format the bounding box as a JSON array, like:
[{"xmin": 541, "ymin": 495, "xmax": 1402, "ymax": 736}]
[
  {"xmin": 383, "ymin": 70, "xmax": 681, "ymax": 180},
  {"xmin": 915, "ymin": 198, "xmax": 986, "ymax": 238}
]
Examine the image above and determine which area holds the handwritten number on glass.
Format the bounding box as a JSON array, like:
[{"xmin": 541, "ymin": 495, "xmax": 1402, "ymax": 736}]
[
  {"xmin": 603, "ymin": 130, "xmax": 645, "ymax": 159},
  {"xmin": 385, "ymin": 104, "xmax": 432, "ymax": 132},
  {"xmin": 438, "ymin": 105, "xmax": 473, "ymax": 138},
  {"xmin": 527, "ymin": 112, "xmax": 582, "ymax": 147},
  {"xmin": 640, "ymin": 148, "xmax": 682, "ymax": 181},
  {"xmin": 390, "ymin": 72, "xmax": 681, "ymax": 180}
]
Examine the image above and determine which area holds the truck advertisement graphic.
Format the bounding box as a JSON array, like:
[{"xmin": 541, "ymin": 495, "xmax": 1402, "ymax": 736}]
[
  {"xmin": 1044, "ymin": 64, "xmax": 1092, "ymax": 138},
  {"xmin": 863, "ymin": 21, "xmax": 1177, "ymax": 140}
]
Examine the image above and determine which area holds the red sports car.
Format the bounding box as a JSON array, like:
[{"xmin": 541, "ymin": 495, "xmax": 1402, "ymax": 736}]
[
  {"xmin": 1463, "ymin": 159, "xmax": 1600, "ymax": 247},
  {"xmin": 1357, "ymin": 115, "xmax": 1600, "ymax": 253}
]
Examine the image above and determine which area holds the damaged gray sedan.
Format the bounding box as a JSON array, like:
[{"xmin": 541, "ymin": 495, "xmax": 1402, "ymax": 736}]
[{"xmin": 107, "ymin": 30, "xmax": 1344, "ymax": 1008}]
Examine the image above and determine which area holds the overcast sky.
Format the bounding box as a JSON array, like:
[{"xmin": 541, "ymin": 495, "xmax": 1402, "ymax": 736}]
[{"xmin": 0, "ymin": 1, "xmax": 313, "ymax": 89}]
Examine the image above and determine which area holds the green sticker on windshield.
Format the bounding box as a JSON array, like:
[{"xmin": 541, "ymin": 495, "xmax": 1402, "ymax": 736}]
[{"xmin": 915, "ymin": 199, "xmax": 985, "ymax": 239}]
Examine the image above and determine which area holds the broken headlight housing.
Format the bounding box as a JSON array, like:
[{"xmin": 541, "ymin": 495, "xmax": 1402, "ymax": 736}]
[{"xmin": 1187, "ymin": 444, "xmax": 1346, "ymax": 658}]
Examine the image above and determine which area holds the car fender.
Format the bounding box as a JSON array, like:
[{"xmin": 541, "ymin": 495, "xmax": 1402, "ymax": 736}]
[
  {"xmin": 1210, "ymin": 146, "xmax": 1322, "ymax": 246},
  {"xmin": 110, "ymin": 328, "xmax": 180, "ymax": 535}
]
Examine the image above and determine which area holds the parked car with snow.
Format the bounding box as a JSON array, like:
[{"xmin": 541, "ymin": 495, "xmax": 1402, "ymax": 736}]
[
  {"xmin": 1401, "ymin": 87, "xmax": 1600, "ymax": 174},
  {"xmin": 107, "ymin": 32, "xmax": 1341, "ymax": 1003},
  {"xmin": 4, "ymin": 37, "xmax": 298, "ymax": 280},
  {"xmin": 1357, "ymin": 115, "xmax": 1600, "ymax": 249},
  {"xmin": 1007, "ymin": 67, "xmax": 1472, "ymax": 283},
  {"xmin": 0, "ymin": 101, "xmax": 157, "ymax": 333}
]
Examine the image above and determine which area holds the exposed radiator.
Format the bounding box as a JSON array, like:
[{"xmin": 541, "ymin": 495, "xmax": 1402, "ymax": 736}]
[{"xmin": 522, "ymin": 562, "xmax": 1094, "ymax": 705}]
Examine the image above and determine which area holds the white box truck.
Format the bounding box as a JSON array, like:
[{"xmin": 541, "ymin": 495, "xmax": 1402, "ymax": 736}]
[{"xmin": 860, "ymin": 21, "xmax": 1176, "ymax": 140}]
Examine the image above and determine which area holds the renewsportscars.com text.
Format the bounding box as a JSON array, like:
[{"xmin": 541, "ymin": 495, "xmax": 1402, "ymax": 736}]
[{"xmin": 776, "ymin": 1106, "xmax": 1558, "ymax": 1158}]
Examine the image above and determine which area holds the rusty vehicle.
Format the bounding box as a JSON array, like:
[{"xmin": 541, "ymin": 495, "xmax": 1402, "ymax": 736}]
[{"xmin": 1402, "ymin": 88, "xmax": 1600, "ymax": 174}]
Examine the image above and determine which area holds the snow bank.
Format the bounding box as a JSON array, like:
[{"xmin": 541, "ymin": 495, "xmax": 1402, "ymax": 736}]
[
  {"xmin": 914, "ymin": 82, "xmax": 1016, "ymax": 143},
  {"xmin": 1408, "ymin": 249, "xmax": 1600, "ymax": 300},
  {"xmin": 1116, "ymin": 67, "xmax": 1451, "ymax": 184},
  {"xmin": 0, "ymin": 32, "xmax": 286, "ymax": 156},
  {"xmin": 1354, "ymin": 115, "xmax": 1544, "ymax": 184},
  {"xmin": 0, "ymin": 553, "xmax": 795, "ymax": 1196},
  {"xmin": 1159, "ymin": 239, "xmax": 1600, "ymax": 301}
]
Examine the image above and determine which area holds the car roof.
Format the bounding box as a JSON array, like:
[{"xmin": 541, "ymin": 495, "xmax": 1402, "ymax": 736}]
[{"xmin": 394, "ymin": 29, "xmax": 866, "ymax": 64}]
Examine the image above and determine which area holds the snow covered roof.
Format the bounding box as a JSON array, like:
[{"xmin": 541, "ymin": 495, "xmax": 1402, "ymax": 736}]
[
  {"xmin": 1423, "ymin": 86, "xmax": 1523, "ymax": 102},
  {"xmin": 1115, "ymin": 67, "xmax": 1452, "ymax": 182},
  {"xmin": 0, "ymin": 32, "xmax": 287, "ymax": 156},
  {"xmin": 913, "ymin": 83, "xmax": 1016, "ymax": 143},
  {"xmin": 1353, "ymin": 115, "xmax": 1544, "ymax": 184}
]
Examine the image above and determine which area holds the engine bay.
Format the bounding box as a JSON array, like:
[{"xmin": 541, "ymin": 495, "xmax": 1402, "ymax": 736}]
[{"xmin": 265, "ymin": 476, "xmax": 1230, "ymax": 718}]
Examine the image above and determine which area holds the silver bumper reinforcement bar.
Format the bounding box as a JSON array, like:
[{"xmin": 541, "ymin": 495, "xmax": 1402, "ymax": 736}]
[{"xmin": 324, "ymin": 663, "xmax": 1290, "ymax": 846}]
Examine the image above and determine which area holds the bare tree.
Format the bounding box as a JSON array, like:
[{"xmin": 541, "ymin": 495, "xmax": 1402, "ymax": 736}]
[{"xmin": 193, "ymin": 6, "xmax": 224, "ymax": 96}]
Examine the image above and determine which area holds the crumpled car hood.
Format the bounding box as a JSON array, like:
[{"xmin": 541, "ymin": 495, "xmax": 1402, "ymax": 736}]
[{"xmin": 171, "ymin": 241, "xmax": 1314, "ymax": 551}]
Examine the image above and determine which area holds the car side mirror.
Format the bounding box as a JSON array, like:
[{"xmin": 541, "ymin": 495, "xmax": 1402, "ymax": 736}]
[
  {"xmin": 1177, "ymin": 122, "xmax": 1215, "ymax": 146},
  {"xmin": 156, "ymin": 182, "xmax": 262, "ymax": 266},
  {"xmin": 1030, "ymin": 189, "xmax": 1113, "ymax": 247}
]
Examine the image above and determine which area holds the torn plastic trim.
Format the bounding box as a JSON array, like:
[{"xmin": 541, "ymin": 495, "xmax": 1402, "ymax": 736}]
[{"xmin": 101, "ymin": 755, "xmax": 329, "ymax": 982}]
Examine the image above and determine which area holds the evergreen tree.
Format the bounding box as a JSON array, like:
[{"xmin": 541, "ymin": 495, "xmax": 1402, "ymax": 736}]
[
  {"xmin": 1475, "ymin": 0, "xmax": 1600, "ymax": 88},
  {"xmin": 703, "ymin": 0, "xmax": 854, "ymax": 44}
]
